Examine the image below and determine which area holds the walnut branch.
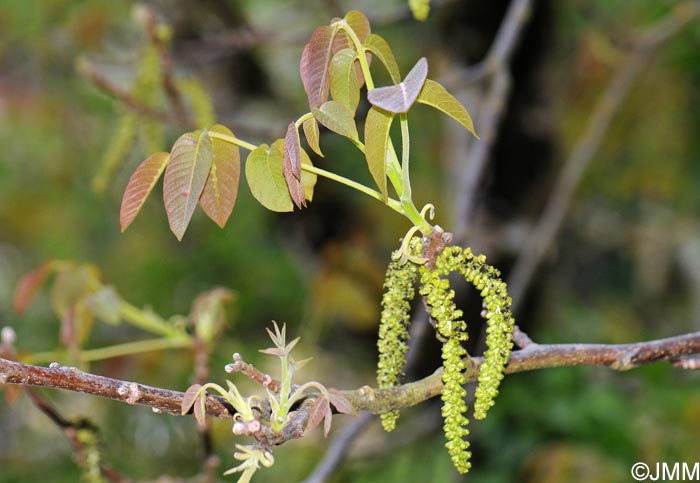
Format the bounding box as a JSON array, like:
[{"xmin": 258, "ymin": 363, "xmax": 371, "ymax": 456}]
[{"xmin": 3, "ymin": 331, "xmax": 700, "ymax": 438}]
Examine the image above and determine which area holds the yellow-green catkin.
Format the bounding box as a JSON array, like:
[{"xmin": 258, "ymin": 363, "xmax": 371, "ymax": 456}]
[
  {"xmin": 76, "ymin": 426, "xmax": 105, "ymax": 483},
  {"xmin": 92, "ymin": 111, "xmax": 137, "ymax": 192},
  {"xmin": 456, "ymin": 248, "xmax": 515, "ymax": 420},
  {"xmin": 409, "ymin": 0, "xmax": 430, "ymax": 21},
  {"xmin": 177, "ymin": 78, "xmax": 216, "ymax": 129},
  {"xmin": 420, "ymin": 247, "xmax": 471, "ymax": 472},
  {"xmin": 133, "ymin": 44, "xmax": 165, "ymax": 154},
  {"xmin": 377, "ymin": 237, "xmax": 421, "ymax": 431}
]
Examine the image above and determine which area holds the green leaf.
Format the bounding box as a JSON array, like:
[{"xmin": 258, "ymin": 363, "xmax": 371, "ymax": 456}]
[
  {"xmin": 363, "ymin": 34, "xmax": 401, "ymax": 83},
  {"xmin": 245, "ymin": 143, "xmax": 294, "ymax": 212},
  {"xmin": 302, "ymin": 117, "xmax": 324, "ymax": 157},
  {"xmin": 120, "ymin": 152, "xmax": 170, "ymax": 232},
  {"xmin": 312, "ymin": 101, "xmax": 360, "ymax": 143},
  {"xmin": 301, "ymin": 148, "xmax": 317, "ymax": 202},
  {"xmin": 163, "ymin": 131, "xmax": 214, "ymax": 240},
  {"xmin": 367, "ymin": 58, "xmax": 428, "ymax": 114},
  {"xmin": 417, "ymin": 79, "xmax": 479, "ymax": 138},
  {"xmin": 330, "ymin": 48, "xmax": 361, "ymax": 114},
  {"xmin": 200, "ymin": 124, "xmax": 241, "ymax": 228},
  {"xmin": 364, "ymin": 106, "xmax": 393, "ymax": 198}
]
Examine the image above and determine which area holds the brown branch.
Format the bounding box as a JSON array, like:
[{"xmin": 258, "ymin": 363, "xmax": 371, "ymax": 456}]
[
  {"xmin": 507, "ymin": 2, "xmax": 700, "ymax": 312},
  {"xmin": 3, "ymin": 331, "xmax": 700, "ymax": 442}
]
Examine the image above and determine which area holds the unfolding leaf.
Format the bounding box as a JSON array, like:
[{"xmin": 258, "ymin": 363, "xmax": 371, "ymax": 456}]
[
  {"xmin": 300, "ymin": 25, "xmax": 342, "ymax": 109},
  {"xmin": 302, "ymin": 118, "xmax": 323, "ymax": 157},
  {"xmin": 301, "ymin": 149, "xmax": 317, "ymax": 202},
  {"xmin": 194, "ymin": 392, "xmax": 207, "ymax": 429},
  {"xmin": 364, "ymin": 106, "xmax": 394, "ymax": 198},
  {"xmin": 330, "ymin": 49, "xmax": 360, "ymax": 114},
  {"xmin": 363, "ymin": 34, "xmax": 401, "ymax": 83},
  {"xmin": 191, "ymin": 287, "xmax": 234, "ymax": 344},
  {"xmin": 85, "ymin": 286, "xmax": 123, "ymax": 325},
  {"xmin": 312, "ymin": 101, "xmax": 359, "ymax": 143},
  {"xmin": 417, "ymin": 79, "xmax": 479, "ymax": 138},
  {"xmin": 328, "ymin": 388, "xmax": 355, "ymax": 415},
  {"xmin": 367, "ymin": 58, "xmax": 428, "ymax": 114},
  {"xmin": 181, "ymin": 384, "xmax": 203, "ymax": 415},
  {"xmin": 307, "ymin": 395, "xmax": 331, "ymax": 434},
  {"xmin": 283, "ymin": 123, "xmax": 302, "ymax": 180},
  {"xmin": 163, "ymin": 131, "xmax": 214, "ymax": 241},
  {"xmin": 283, "ymin": 153, "xmax": 306, "ymax": 209},
  {"xmin": 14, "ymin": 260, "xmax": 55, "ymax": 315},
  {"xmin": 200, "ymin": 124, "xmax": 241, "ymax": 228},
  {"xmin": 323, "ymin": 403, "xmax": 333, "ymax": 437},
  {"xmin": 120, "ymin": 152, "xmax": 170, "ymax": 232},
  {"xmin": 245, "ymin": 144, "xmax": 294, "ymax": 212}
]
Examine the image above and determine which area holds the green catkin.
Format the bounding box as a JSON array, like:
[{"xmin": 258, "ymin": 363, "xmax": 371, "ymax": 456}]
[
  {"xmin": 408, "ymin": 0, "xmax": 431, "ymax": 21},
  {"xmin": 376, "ymin": 238, "xmax": 421, "ymax": 431},
  {"xmin": 133, "ymin": 44, "xmax": 165, "ymax": 154},
  {"xmin": 76, "ymin": 426, "xmax": 105, "ymax": 483},
  {"xmin": 419, "ymin": 245, "xmax": 515, "ymax": 473},
  {"xmin": 177, "ymin": 78, "xmax": 216, "ymax": 129},
  {"xmin": 92, "ymin": 112, "xmax": 137, "ymax": 192}
]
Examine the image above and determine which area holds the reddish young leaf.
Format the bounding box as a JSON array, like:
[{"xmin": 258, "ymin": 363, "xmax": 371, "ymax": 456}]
[
  {"xmin": 194, "ymin": 393, "xmax": 207, "ymax": 429},
  {"xmin": 163, "ymin": 131, "xmax": 213, "ymax": 241},
  {"xmin": 323, "ymin": 402, "xmax": 333, "ymax": 437},
  {"xmin": 302, "ymin": 118, "xmax": 323, "ymax": 157},
  {"xmin": 307, "ymin": 394, "xmax": 331, "ymax": 434},
  {"xmin": 283, "ymin": 146, "xmax": 307, "ymax": 210},
  {"xmin": 328, "ymin": 388, "xmax": 355, "ymax": 415},
  {"xmin": 14, "ymin": 260, "xmax": 54, "ymax": 315},
  {"xmin": 300, "ymin": 25, "xmax": 338, "ymax": 109},
  {"xmin": 283, "ymin": 123, "xmax": 302, "ymax": 180},
  {"xmin": 332, "ymin": 10, "xmax": 372, "ymax": 85},
  {"xmin": 364, "ymin": 106, "xmax": 394, "ymax": 198},
  {"xmin": 182, "ymin": 384, "xmax": 203, "ymax": 415},
  {"xmin": 119, "ymin": 152, "xmax": 170, "ymax": 232},
  {"xmin": 367, "ymin": 58, "xmax": 428, "ymax": 114},
  {"xmin": 199, "ymin": 125, "xmax": 241, "ymax": 228}
]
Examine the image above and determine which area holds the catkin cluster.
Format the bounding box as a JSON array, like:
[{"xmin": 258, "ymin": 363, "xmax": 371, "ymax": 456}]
[
  {"xmin": 377, "ymin": 239, "xmax": 515, "ymax": 474},
  {"xmin": 376, "ymin": 238, "xmax": 421, "ymax": 431}
]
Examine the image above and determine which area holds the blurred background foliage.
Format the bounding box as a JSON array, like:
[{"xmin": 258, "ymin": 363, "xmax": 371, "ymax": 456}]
[{"xmin": 1, "ymin": 0, "xmax": 699, "ymax": 482}]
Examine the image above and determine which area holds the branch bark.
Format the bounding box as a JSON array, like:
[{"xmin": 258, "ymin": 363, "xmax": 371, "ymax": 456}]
[{"xmin": 3, "ymin": 331, "xmax": 699, "ymax": 438}]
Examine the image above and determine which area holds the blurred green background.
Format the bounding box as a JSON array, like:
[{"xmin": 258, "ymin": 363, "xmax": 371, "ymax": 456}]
[{"xmin": 1, "ymin": 0, "xmax": 699, "ymax": 482}]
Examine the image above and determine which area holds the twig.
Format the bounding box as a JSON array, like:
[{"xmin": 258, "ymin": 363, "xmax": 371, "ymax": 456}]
[
  {"xmin": 25, "ymin": 389, "xmax": 131, "ymax": 483},
  {"xmin": 3, "ymin": 331, "xmax": 700, "ymax": 444},
  {"xmin": 298, "ymin": 412, "xmax": 374, "ymax": 483},
  {"xmin": 451, "ymin": 0, "xmax": 534, "ymax": 243},
  {"xmin": 507, "ymin": 2, "xmax": 700, "ymax": 312},
  {"xmin": 225, "ymin": 353, "xmax": 282, "ymax": 393}
]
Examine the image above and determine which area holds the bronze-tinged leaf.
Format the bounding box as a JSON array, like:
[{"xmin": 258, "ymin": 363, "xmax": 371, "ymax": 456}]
[
  {"xmin": 367, "ymin": 57, "xmax": 428, "ymax": 114},
  {"xmin": 300, "ymin": 25, "xmax": 340, "ymax": 109},
  {"xmin": 307, "ymin": 395, "xmax": 330, "ymax": 433},
  {"xmin": 163, "ymin": 131, "xmax": 214, "ymax": 241},
  {"xmin": 181, "ymin": 384, "xmax": 202, "ymax": 415},
  {"xmin": 312, "ymin": 101, "xmax": 359, "ymax": 143},
  {"xmin": 283, "ymin": 152, "xmax": 306, "ymax": 209},
  {"xmin": 200, "ymin": 125, "xmax": 241, "ymax": 228},
  {"xmin": 301, "ymin": 149, "xmax": 317, "ymax": 202},
  {"xmin": 323, "ymin": 402, "xmax": 333, "ymax": 437},
  {"xmin": 332, "ymin": 10, "xmax": 372, "ymax": 85},
  {"xmin": 302, "ymin": 118, "xmax": 323, "ymax": 157},
  {"xmin": 245, "ymin": 143, "xmax": 294, "ymax": 213},
  {"xmin": 328, "ymin": 388, "xmax": 355, "ymax": 415},
  {"xmin": 344, "ymin": 10, "xmax": 371, "ymax": 43},
  {"xmin": 120, "ymin": 152, "xmax": 170, "ymax": 232},
  {"xmin": 283, "ymin": 123, "xmax": 302, "ymax": 180},
  {"xmin": 364, "ymin": 106, "xmax": 394, "ymax": 198},
  {"xmin": 330, "ymin": 49, "xmax": 361, "ymax": 114},
  {"xmin": 363, "ymin": 34, "xmax": 401, "ymax": 83},
  {"xmin": 417, "ymin": 79, "xmax": 479, "ymax": 138},
  {"xmin": 14, "ymin": 260, "xmax": 54, "ymax": 315},
  {"xmin": 194, "ymin": 393, "xmax": 207, "ymax": 429}
]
